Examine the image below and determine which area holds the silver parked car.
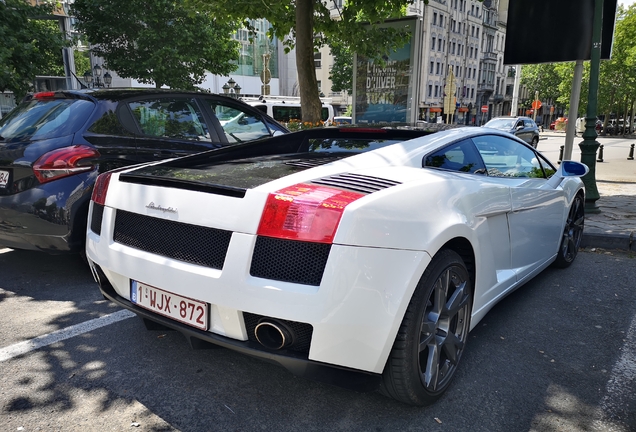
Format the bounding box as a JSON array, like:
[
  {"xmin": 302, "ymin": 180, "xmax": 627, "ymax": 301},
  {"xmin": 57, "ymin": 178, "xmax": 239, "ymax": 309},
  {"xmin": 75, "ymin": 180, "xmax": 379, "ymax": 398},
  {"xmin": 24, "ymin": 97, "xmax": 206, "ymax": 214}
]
[{"xmin": 483, "ymin": 116, "xmax": 540, "ymax": 148}]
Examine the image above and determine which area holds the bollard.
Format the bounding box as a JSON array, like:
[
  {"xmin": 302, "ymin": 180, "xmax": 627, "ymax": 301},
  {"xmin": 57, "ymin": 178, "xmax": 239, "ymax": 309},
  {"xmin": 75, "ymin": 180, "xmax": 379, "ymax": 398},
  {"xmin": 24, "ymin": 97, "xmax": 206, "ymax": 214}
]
[
  {"xmin": 558, "ymin": 145, "xmax": 564, "ymax": 164},
  {"xmin": 629, "ymin": 144, "xmax": 635, "ymax": 160},
  {"xmin": 597, "ymin": 144, "xmax": 604, "ymax": 162}
]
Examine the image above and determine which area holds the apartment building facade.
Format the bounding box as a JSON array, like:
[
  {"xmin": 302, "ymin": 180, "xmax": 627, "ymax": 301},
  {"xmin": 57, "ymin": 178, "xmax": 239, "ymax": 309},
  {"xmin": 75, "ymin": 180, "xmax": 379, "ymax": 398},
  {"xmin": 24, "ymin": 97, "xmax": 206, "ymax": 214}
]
[{"xmin": 317, "ymin": 0, "xmax": 523, "ymax": 124}]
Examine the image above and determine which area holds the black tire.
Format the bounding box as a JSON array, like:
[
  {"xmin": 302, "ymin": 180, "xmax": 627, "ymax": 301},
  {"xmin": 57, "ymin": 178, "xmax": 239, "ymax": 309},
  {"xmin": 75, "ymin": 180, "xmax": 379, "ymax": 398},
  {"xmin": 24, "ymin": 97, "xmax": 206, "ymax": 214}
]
[
  {"xmin": 380, "ymin": 249, "xmax": 472, "ymax": 406},
  {"xmin": 531, "ymin": 136, "xmax": 539, "ymax": 148},
  {"xmin": 553, "ymin": 193, "xmax": 585, "ymax": 268}
]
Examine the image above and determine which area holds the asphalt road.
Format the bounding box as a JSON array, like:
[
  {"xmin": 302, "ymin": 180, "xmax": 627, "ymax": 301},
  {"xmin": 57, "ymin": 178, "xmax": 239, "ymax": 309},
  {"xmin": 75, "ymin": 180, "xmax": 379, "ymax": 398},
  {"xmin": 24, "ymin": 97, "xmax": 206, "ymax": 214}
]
[{"xmin": 0, "ymin": 247, "xmax": 634, "ymax": 432}]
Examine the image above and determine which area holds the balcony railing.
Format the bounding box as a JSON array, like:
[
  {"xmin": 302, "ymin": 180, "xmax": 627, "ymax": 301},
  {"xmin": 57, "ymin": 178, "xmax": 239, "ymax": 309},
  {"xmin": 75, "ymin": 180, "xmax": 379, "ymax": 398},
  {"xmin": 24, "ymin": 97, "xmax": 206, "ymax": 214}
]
[
  {"xmin": 482, "ymin": 51, "xmax": 497, "ymax": 61},
  {"xmin": 478, "ymin": 82, "xmax": 494, "ymax": 92}
]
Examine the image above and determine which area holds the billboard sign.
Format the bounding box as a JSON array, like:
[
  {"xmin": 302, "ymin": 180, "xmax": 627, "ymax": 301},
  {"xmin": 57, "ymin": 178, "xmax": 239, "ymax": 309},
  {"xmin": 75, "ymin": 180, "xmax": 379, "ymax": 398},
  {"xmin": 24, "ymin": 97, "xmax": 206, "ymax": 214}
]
[{"xmin": 353, "ymin": 17, "xmax": 422, "ymax": 124}]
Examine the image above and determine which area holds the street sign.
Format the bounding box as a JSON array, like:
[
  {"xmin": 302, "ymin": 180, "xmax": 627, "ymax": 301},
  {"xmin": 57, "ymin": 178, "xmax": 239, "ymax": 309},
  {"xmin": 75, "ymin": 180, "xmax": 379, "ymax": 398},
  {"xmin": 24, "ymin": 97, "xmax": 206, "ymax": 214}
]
[
  {"xmin": 532, "ymin": 100, "xmax": 542, "ymax": 110},
  {"xmin": 444, "ymin": 96, "xmax": 455, "ymax": 114},
  {"xmin": 481, "ymin": 105, "xmax": 488, "ymax": 113}
]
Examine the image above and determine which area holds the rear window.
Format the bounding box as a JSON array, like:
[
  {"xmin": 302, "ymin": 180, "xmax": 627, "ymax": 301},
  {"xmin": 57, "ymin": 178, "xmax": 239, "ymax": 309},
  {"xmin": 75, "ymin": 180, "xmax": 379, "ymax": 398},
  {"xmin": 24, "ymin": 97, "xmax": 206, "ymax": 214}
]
[
  {"xmin": 305, "ymin": 138, "xmax": 405, "ymax": 153},
  {"xmin": 0, "ymin": 98, "xmax": 95, "ymax": 141}
]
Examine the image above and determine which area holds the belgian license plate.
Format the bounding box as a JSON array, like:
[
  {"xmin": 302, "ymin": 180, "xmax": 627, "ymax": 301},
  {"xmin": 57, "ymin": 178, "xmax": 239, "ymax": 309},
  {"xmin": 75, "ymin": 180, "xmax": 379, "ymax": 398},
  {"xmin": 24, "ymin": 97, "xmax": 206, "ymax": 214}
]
[
  {"xmin": 131, "ymin": 281, "xmax": 209, "ymax": 330},
  {"xmin": 0, "ymin": 170, "xmax": 9, "ymax": 188}
]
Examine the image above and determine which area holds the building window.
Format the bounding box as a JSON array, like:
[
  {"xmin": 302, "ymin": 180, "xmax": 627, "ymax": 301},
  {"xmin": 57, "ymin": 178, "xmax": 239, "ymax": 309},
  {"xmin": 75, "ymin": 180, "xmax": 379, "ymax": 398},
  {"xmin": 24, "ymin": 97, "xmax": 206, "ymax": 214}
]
[
  {"xmin": 438, "ymin": 39, "xmax": 442, "ymax": 51},
  {"xmin": 476, "ymin": 28, "xmax": 480, "ymax": 39},
  {"xmin": 435, "ymin": 85, "xmax": 439, "ymax": 97},
  {"xmin": 433, "ymin": 12, "xmax": 437, "ymax": 25},
  {"xmin": 430, "ymin": 61, "xmax": 434, "ymax": 74},
  {"xmin": 428, "ymin": 85, "xmax": 433, "ymax": 97},
  {"xmin": 314, "ymin": 51, "xmax": 321, "ymax": 68},
  {"xmin": 471, "ymin": 88, "xmax": 475, "ymax": 98},
  {"xmin": 436, "ymin": 62, "xmax": 441, "ymax": 74},
  {"xmin": 432, "ymin": 36, "xmax": 436, "ymax": 49}
]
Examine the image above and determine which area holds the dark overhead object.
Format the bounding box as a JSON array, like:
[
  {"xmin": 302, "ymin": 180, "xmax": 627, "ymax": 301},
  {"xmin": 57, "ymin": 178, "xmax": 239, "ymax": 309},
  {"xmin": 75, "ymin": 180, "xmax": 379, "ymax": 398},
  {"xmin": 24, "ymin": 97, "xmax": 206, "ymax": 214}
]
[{"xmin": 504, "ymin": 0, "xmax": 617, "ymax": 64}]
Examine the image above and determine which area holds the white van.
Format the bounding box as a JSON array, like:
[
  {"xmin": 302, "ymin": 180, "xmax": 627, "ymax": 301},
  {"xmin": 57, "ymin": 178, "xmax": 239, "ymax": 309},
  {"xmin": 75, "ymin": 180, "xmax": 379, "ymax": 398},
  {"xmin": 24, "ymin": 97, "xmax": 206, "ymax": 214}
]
[{"xmin": 244, "ymin": 97, "xmax": 335, "ymax": 124}]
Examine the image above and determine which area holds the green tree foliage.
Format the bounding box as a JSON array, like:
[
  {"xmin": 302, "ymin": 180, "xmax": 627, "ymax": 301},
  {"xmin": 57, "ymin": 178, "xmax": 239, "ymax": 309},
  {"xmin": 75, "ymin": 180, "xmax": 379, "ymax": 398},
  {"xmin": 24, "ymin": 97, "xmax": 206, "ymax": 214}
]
[
  {"xmin": 520, "ymin": 63, "xmax": 562, "ymax": 108},
  {"xmin": 328, "ymin": 41, "xmax": 352, "ymax": 94},
  {"xmin": 74, "ymin": 50, "xmax": 91, "ymax": 78},
  {"xmin": 0, "ymin": 0, "xmax": 67, "ymax": 99},
  {"xmin": 195, "ymin": 0, "xmax": 419, "ymax": 122},
  {"xmin": 596, "ymin": 4, "xmax": 636, "ymax": 128},
  {"xmin": 71, "ymin": 0, "xmax": 241, "ymax": 89}
]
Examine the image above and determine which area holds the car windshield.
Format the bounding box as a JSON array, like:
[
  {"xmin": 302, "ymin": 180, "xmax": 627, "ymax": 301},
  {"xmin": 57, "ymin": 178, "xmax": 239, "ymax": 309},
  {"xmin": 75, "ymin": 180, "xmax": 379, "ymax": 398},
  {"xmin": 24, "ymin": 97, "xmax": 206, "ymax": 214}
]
[
  {"xmin": 484, "ymin": 118, "xmax": 515, "ymax": 129},
  {"xmin": 0, "ymin": 97, "xmax": 94, "ymax": 142}
]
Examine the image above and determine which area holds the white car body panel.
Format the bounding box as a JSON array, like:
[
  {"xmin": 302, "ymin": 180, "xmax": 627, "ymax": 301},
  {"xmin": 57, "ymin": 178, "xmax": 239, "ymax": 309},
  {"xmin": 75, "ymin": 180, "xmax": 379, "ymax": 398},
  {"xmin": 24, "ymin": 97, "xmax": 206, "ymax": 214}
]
[{"xmin": 87, "ymin": 127, "xmax": 586, "ymax": 377}]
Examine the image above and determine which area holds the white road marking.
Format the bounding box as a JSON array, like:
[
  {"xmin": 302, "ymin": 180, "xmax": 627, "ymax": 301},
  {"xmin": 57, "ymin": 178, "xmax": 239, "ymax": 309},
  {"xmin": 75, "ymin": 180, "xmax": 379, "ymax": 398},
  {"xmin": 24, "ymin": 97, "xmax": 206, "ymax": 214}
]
[
  {"xmin": 595, "ymin": 312, "xmax": 636, "ymax": 430},
  {"xmin": 0, "ymin": 309, "xmax": 135, "ymax": 362}
]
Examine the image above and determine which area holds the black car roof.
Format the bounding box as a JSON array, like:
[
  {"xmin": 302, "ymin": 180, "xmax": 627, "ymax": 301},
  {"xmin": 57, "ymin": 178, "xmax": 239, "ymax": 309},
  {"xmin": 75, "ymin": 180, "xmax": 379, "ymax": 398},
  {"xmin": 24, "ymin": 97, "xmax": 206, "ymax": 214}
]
[{"xmin": 27, "ymin": 88, "xmax": 243, "ymax": 104}]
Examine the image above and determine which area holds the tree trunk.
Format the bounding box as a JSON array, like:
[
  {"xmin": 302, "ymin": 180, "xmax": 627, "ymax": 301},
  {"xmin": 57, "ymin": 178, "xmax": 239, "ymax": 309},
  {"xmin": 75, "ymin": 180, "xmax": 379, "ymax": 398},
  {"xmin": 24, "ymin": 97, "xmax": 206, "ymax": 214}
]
[{"xmin": 295, "ymin": 0, "xmax": 322, "ymax": 124}]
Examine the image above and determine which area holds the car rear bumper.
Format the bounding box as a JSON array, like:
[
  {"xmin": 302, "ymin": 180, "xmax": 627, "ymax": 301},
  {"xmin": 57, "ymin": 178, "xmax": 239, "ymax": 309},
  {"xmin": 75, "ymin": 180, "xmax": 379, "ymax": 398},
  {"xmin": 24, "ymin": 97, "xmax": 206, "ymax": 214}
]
[
  {"xmin": 90, "ymin": 261, "xmax": 382, "ymax": 392},
  {"xmin": 0, "ymin": 172, "xmax": 94, "ymax": 253},
  {"xmin": 86, "ymin": 202, "xmax": 432, "ymax": 376}
]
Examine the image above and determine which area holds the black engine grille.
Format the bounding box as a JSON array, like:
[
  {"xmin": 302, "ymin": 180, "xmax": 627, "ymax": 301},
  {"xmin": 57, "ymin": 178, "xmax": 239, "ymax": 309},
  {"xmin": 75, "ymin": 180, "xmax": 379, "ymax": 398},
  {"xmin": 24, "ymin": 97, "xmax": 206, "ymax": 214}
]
[
  {"xmin": 90, "ymin": 204, "xmax": 104, "ymax": 235},
  {"xmin": 250, "ymin": 237, "xmax": 331, "ymax": 286},
  {"xmin": 312, "ymin": 173, "xmax": 401, "ymax": 194},
  {"xmin": 243, "ymin": 312, "xmax": 313, "ymax": 356},
  {"xmin": 114, "ymin": 210, "xmax": 232, "ymax": 269}
]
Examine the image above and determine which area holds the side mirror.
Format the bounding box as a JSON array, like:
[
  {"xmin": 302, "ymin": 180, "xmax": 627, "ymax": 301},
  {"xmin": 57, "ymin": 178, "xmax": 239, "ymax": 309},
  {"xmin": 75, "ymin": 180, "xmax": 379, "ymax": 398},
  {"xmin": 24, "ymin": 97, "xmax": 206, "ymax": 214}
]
[
  {"xmin": 561, "ymin": 160, "xmax": 589, "ymax": 177},
  {"xmin": 542, "ymin": 160, "xmax": 589, "ymax": 189}
]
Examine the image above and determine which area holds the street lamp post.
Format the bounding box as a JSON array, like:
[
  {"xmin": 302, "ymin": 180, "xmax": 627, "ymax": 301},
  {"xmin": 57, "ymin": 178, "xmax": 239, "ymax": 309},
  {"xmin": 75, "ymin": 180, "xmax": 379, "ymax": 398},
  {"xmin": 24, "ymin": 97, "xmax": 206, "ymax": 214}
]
[
  {"xmin": 83, "ymin": 64, "xmax": 112, "ymax": 88},
  {"xmin": 579, "ymin": 0, "xmax": 603, "ymax": 214},
  {"xmin": 222, "ymin": 78, "xmax": 241, "ymax": 98}
]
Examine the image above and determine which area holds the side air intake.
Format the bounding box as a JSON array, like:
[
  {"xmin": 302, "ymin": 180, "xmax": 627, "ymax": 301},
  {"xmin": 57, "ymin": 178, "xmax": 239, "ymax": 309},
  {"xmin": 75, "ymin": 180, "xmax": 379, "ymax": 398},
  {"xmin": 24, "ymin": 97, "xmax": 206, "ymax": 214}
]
[{"xmin": 311, "ymin": 173, "xmax": 401, "ymax": 194}]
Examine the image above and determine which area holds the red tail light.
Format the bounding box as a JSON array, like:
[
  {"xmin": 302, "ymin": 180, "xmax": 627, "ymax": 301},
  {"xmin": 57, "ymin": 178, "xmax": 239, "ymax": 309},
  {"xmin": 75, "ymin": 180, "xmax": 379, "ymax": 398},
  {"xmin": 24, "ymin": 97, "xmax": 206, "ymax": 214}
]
[
  {"xmin": 33, "ymin": 145, "xmax": 100, "ymax": 184},
  {"xmin": 257, "ymin": 184, "xmax": 364, "ymax": 244},
  {"xmin": 34, "ymin": 91, "xmax": 56, "ymax": 99},
  {"xmin": 91, "ymin": 172, "xmax": 112, "ymax": 205}
]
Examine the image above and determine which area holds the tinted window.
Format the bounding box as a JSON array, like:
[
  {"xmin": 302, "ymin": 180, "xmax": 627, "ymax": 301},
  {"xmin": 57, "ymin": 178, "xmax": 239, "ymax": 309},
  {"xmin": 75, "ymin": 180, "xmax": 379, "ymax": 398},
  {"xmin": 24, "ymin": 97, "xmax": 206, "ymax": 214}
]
[
  {"xmin": 272, "ymin": 106, "xmax": 302, "ymax": 122},
  {"xmin": 88, "ymin": 110, "xmax": 132, "ymax": 135},
  {"xmin": 0, "ymin": 98, "xmax": 94, "ymax": 141},
  {"xmin": 523, "ymin": 119, "xmax": 535, "ymax": 128},
  {"xmin": 128, "ymin": 98, "xmax": 211, "ymax": 141},
  {"xmin": 201, "ymin": 100, "xmax": 271, "ymax": 143},
  {"xmin": 473, "ymin": 135, "xmax": 545, "ymax": 178},
  {"xmin": 424, "ymin": 138, "xmax": 486, "ymax": 173},
  {"xmin": 268, "ymin": 106, "xmax": 330, "ymax": 122}
]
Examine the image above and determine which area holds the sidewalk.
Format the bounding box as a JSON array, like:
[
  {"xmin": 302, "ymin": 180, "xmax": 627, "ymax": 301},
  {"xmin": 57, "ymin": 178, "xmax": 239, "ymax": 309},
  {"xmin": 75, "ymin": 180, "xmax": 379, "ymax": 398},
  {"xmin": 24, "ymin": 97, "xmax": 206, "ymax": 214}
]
[
  {"xmin": 539, "ymin": 129, "xmax": 635, "ymax": 251},
  {"xmin": 582, "ymin": 181, "xmax": 636, "ymax": 252}
]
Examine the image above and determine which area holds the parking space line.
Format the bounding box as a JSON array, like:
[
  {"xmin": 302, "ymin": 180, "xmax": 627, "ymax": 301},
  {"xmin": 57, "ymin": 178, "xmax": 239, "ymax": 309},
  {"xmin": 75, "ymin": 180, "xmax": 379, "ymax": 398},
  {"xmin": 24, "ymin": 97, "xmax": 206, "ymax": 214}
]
[
  {"xmin": 597, "ymin": 313, "xmax": 636, "ymax": 426},
  {"xmin": 0, "ymin": 309, "xmax": 135, "ymax": 362}
]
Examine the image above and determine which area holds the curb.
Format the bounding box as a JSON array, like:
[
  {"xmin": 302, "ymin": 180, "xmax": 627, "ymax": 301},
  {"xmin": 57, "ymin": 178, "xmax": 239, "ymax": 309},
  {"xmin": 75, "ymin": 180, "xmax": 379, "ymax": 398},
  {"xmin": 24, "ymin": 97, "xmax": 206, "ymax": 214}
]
[{"xmin": 581, "ymin": 228, "xmax": 634, "ymax": 251}]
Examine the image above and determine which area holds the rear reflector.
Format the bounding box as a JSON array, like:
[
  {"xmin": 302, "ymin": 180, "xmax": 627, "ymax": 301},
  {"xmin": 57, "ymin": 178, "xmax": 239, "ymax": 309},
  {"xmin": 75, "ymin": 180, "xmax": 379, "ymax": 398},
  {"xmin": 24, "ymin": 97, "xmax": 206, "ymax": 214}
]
[
  {"xmin": 91, "ymin": 172, "xmax": 112, "ymax": 206},
  {"xmin": 33, "ymin": 145, "xmax": 100, "ymax": 184},
  {"xmin": 257, "ymin": 183, "xmax": 364, "ymax": 244}
]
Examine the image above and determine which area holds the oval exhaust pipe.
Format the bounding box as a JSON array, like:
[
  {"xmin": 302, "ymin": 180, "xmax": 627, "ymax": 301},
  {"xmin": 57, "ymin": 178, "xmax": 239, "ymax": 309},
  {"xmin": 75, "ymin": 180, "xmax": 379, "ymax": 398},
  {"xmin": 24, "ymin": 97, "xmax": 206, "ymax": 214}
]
[{"xmin": 255, "ymin": 320, "xmax": 294, "ymax": 350}]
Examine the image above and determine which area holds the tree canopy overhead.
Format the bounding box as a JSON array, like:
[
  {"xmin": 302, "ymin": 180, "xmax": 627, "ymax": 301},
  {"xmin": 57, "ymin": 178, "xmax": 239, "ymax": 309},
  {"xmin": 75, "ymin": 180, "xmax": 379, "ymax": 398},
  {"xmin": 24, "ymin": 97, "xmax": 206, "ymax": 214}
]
[
  {"xmin": 0, "ymin": 0, "xmax": 67, "ymax": 99},
  {"xmin": 194, "ymin": 0, "xmax": 418, "ymax": 122},
  {"xmin": 71, "ymin": 0, "xmax": 241, "ymax": 89}
]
